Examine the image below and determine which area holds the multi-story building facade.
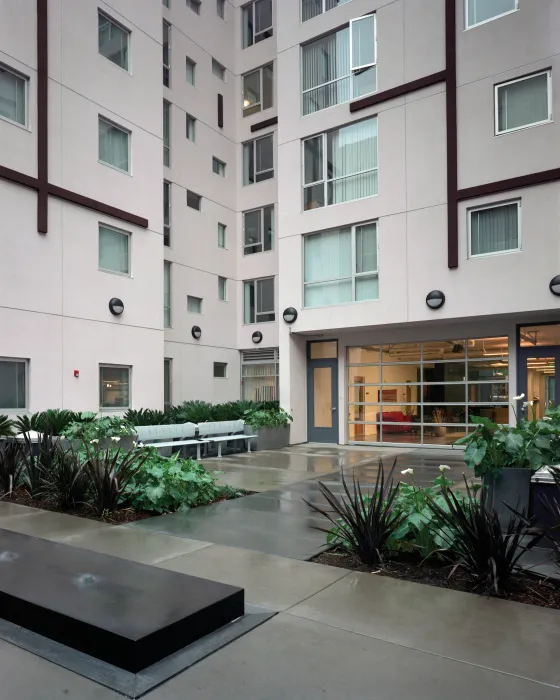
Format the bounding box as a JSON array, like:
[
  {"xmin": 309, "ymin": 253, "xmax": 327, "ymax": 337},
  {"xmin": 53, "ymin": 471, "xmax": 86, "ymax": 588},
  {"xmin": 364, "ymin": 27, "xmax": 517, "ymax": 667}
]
[{"xmin": 1, "ymin": 0, "xmax": 560, "ymax": 449}]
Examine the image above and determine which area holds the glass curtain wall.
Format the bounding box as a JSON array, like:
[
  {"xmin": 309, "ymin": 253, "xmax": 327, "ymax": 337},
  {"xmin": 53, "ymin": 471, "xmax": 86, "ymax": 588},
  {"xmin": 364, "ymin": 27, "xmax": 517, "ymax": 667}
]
[{"xmin": 348, "ymin": 337, "xmax": 509, "ymax": 445}]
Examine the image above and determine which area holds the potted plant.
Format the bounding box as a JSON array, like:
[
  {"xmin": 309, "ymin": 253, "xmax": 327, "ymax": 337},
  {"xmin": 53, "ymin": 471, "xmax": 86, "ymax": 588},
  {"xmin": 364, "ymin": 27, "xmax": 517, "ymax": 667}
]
[
  {"xmin": 243, "ymin": 407, "xmax": 292, "ymax": 451},
  {"xmin": 432, "ymin": 408, "xmax": 446, "ymax": 438}
]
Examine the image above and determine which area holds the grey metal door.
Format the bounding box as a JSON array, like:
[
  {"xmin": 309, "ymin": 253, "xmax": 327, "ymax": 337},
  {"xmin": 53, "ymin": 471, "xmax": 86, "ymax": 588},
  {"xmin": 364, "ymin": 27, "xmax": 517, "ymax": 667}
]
[{"xmin": 307, "ymin": 341, "xmax": 339, "ymax": 443}]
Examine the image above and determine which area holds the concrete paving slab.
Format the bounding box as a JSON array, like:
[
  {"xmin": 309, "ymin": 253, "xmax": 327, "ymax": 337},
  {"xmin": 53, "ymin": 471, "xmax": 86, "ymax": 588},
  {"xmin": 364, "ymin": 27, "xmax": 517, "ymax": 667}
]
[
  {"xmin": 58, "ymin": 526, "xmax": 212, "ymax": 565},
  {"xmin": 205, "ymin": 450, "xmax": 342, "ymax": 473},
  {"xmin": 0, "ymin": 509, "xmax": 110, "ymax": 541},
  {"xmin": 147, "ymin": 613, "xmax": 559, "ymax": 700},
  {"xmin": 156, "ymin": 544, "xmax": 349, "ymax": 611},
  {"xmin": 212, "ymin": 464, "xmax": 316, "ymax": 492},
  {"xmin": 288, "ymin": 571, "xmax": 560, "ymax": 687},
  {"xmin": 0, "ymin": 502, "xmax": 41, "ymax": 518}
]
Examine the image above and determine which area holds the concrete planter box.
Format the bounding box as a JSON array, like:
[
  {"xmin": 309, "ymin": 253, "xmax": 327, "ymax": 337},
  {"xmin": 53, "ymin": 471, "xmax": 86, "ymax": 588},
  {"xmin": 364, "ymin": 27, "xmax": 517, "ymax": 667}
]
[
  {"xmin": 483, "ymin": 467, "xmax": 532, "ymax": 527},
  {"xmin": 531, "ymin": 467, "xmax": 559, "ymax": 548},
  {"xmin": 244, "ymin": 425, "xmax": 290, "ymax": 451}
]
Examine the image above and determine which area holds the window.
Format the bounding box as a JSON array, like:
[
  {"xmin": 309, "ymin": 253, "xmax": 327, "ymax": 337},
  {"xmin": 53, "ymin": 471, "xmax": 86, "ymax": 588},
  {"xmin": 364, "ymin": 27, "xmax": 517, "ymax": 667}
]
[
  {"xmin": 164, "ymin": 358, "xmax": 172, "ymax": 410},
  {"xmin": 302, "ymin": 15, "xmax": 376, "ymax": 116},
  {"xmin": 244, "ymin": 277, "xmax": 275, "ymax": 323},
  {"xmin": 186, "ymin": 57, "xmax": 196, "ymax": 85},
  {"xmin": 98, "ymin": 11, "xmax": 129, "ymax": 70},
  {"xmin": 163, "ymin": 181, "xmax": 171, "ymax": 246},
  {"xmin": 243, "ymin": 134, "xmax": 273, "ymax": 185},
  {"xmin": 185, "ymin": 114, "xmax": 196, "ymax": 141},
  {"xmin": 0, "ymin": 64, "xmax": 27, "ymax": 126},
  {"xmin": 303, "ymin": 118, "xmax": 377, "ymax": 210},
  {"xmin": 304, "ymin": 222, "xmax": 378, "ymax": 308},
  {"xmin": 100, "ymin": 365, "xmax": 130, "ymax": 409},
  {"xmin": 187, "ymin": 0, "xmax": 201, "ymax": 14},
  {"xmin": 495, "ymin": 71, "xmax": 552, "ymax": 135},
  {"xmin": 98, "ymin": 117, "xmax": 130, "ymax": 172},
  {"xmin": 187, "ymin": 190, "xmax": 201, "ymax": 210},
  {"xmin": 218, "ymin": 223, "xmax": 227, "ymax": 248},
  {"xmin": 302, "ymin": 0, "xmax": 352, "ymax": 22},
  {"xmin": 217, "ymin": 0, "xmax": 225, "ymax": 18},
  {"xmin": 0, "ymin": 359, "xmax": 26, "ymax": 410},
  {"xmin": 164, "ymin": 261, "xmax": 171, "ymax": 327},
  {"xmin": 218, "ymin": 276, "xmax": 227, "ymax": 301},
  {"xmin": 468, "ymin": 201, "xmax": 521, "ymax": 257},
  {"xmin": 465, "ymin": 0, "xmax": 518, "ymax": 29},
  {"xmin": 243, "ymin": 63, "xmax": 273, "ymax": 116},
  {"xmin": 99, "ymin": 225, "xmax": 130, "ymax": 275},
  {"xmin": 163, "ymin": 101, "xmax": 171, "ymax": 166},
  {"xmin": 187, "ymin": 295, "xmax": 202, "ymax": 313},
  {"xmin": 212, "ymin": 58, "xmax": 226, "ymax": 81},
  {"xmin": 163, "ymin": 21, "xmax": 171, "ymax": 87},
  {"xmin": 212, "ymin": 157, "xmax": 226, "ymax": 176},
  {"xmin": 242, "ymin": 0, "xmax": 273, "ymax": 48},
  {"xmin": 243, "ymin": 205, "xmax": 273, "ymax": 255},
  {"xmin": 241, "ymin": 348, "xmax": 278, "ymax": 401},
  {"xmin": 214, "ymin": 362, "xmax": 228, "ymax": 378}
]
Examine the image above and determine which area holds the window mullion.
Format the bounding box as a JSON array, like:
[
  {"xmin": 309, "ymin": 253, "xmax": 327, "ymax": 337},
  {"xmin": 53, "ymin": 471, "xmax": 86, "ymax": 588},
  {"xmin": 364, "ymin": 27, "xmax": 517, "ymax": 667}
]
[{"xmin": 351, "ymin": 225, "xmax": 357, "ymax": 301}]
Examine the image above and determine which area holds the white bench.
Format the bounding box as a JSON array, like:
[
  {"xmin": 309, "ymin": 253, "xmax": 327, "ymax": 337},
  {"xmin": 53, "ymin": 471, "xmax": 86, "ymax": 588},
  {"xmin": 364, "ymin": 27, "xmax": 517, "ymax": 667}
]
[
  {"xmin": 197, "ymin": 420, "xmax": 257, "ymax": 458},
  {"xmin": 135, "ymin": 423, "xmax": 210, "ymax": 461}
]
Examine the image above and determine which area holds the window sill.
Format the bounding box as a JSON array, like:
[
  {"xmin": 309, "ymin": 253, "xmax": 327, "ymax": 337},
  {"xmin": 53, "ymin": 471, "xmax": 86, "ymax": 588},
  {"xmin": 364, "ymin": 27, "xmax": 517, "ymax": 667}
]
[
  {"xmin": 494, "ymin": 119, "xmax": 553, "ymax": 137},
  {"xmin": 98, "ymin": 159, "xmax": 131, "ymax": 176},
  {"xmin": 464, "ymin": 8, "xmax": 518, "ymax": 31},
  {"xmin": 468, "ymin": 248, "xmax": 522, "ymax": 260},
  {"xmin": 98, "ymin": 267, "xmax": 132, "ymax": 278},
  {"xmin": 0, "ymin": 114, "xmax": 30, "ymax": 132}
]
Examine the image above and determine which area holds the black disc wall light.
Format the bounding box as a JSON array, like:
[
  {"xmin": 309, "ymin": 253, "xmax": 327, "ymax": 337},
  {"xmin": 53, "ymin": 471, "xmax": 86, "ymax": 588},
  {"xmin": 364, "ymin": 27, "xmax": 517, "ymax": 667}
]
[
  {"xmin": 425, "ymin": 290, "xmax": 445, "ymax": 310},
  {"xmin": 108, "ymin": 298, "xmax": 124, "ymax": 316},
  {"xmin": 252, "ymin": 331, "xmax": 263, "ymax": 344},
  {"xmin": 282, "ymin": 307, "xmax": 298, "ymax": 324},
  {"xmin": 550, "ymin": 276, "xmax": 560, "ymax": 296},
  {"xmin": 191, "ymin": 326, "xmax": 202, "ymax": 339}
]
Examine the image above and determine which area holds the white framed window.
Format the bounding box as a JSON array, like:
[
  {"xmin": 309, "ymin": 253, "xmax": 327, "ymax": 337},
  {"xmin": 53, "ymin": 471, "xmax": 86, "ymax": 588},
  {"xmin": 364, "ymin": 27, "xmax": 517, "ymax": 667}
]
[
  {"xmin": 164, "ymin": 261, "xmax": 171, "ymax": 327},
  {"xmin": 98, "ymin": 11, "xmax": 130, "ymax": 70},
  {"xmin": 241, "ymin": 348, "xmax": 279, "ymax": 402},
  {"xmin": 187, "ymin": 190, "xmax": 201, "ymax": 210},
  {"xmin": 302, "ymin": 15, "xmax": 376, "ymax": 116},
  {"xmin": 244, "ymin": 277, "xmax": 275, "ymax": 323},
  {"xmin": 100, "ymin": 365, "xmax": 130, "ymax": 409},
  {"xmin": 214, "ymin": 362, "xmax": 228, "ymax": 378},
  {"xmin": 163, "ymin": 21, "xmax": 171, "ymax": 87},
  {"xmin": 217, "ymin": 0, "xmax": 226, "ymax": 18},
  {"xmin": 0, "ymin": 358, "xmax": 27, "ymax": 410},
  {"xmin": 218, "ymin": 223, "xmax": 227, "ymax": 248},
  {"xmin": 187, "ymin": 0, "xmax": 201, "ymax": 14},
  {"xmin": 465, "ymin": 0, "xmax": 518, "ymax": 29},
  {"xmin": 303, "ymin": 117, "xmax": 378, "ymax": 210},
  {"xmin": 243, "ymin": 134, "xmax": 274, "ymax": 185},
  {"xmin": 302, "ymin": 0, "xmax": 352, "ymax": 22},
  {"xmin": 99, "ymin": 225, "xmax": 130, "ymax": 275},
  {"xmin": 495, "ymin": 71, "xmax": 552, "ymax": 135},
  {"xmin": 187, "ymin": 295, "xmax": 203, "ymax": 313},
  {"xmin": 164, "ymin": 358, "xmax": 172, "ymax": 409},
  {"xmin": 186, "ymin": 114, "xmax": 196, "ymax": 141},
  {"xmin": 243, "ymin": 63, "xmax": 273, "ymax": 116},
  {"xmin": 163, "ymin": 181, "xmax": 171, "ymax": 247},
  {"xmin": 99, "ymin": 117, "xmax": 130, "ymax": 173},
  {"xmin": 163, "ymin": 100, "xmax": 171, "ymax": 166},
  {"xmin": 212, "ymin": 58, "xmax": 226, "ymax": 81},
  {"xmin": 218, "ymin": 276, "xmax": 227, "ymax": 301},
  {"xmin": 304, "ymin": 222, "xmax": 378, "ymax": 308},
  {"xmin": 213, "ymin": 157, "xmax": 226, "ymax": 176},
  {"xmin": 0, "ymin": 64, "xmax": 28, "ymax": 127},
  {"xmin": 243, "ymin": 205, "xmax": 273, "ymax": 255},
  {"xmin": 186, "ymin": 57, "xmax": 196, "ymax": 85},
  {"xmin": 242, "ymin": 0, "xmax": 273, "ymax": 48},
  {"xmin": 468, "ymin": 200, "xmax": 521, "ymax": 258}
]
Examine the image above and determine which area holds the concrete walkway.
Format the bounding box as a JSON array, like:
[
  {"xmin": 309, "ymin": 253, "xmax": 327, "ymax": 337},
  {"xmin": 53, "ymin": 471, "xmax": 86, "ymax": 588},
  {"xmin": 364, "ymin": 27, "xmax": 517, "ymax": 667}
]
[
  {"xmin": 129, "ymin": 444, "xmax": 467, "ymax": 558},
  {"xmin": 0, "ymin": 446, "xmax": 558, "ymax": 698}
]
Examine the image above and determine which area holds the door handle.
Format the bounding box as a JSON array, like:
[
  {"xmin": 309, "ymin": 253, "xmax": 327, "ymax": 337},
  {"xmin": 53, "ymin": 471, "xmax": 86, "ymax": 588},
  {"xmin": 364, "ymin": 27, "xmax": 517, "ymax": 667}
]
[{"xmin": 331, "ymin": 406, "xmax": 337, "ymax": 411}]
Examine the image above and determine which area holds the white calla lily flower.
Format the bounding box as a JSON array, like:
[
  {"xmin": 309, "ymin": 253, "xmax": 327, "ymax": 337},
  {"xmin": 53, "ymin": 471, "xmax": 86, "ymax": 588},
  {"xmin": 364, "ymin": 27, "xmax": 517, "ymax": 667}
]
[
  {"xmin": 439, "ymin": 465, "xmax": 451, "ymax": 472},
  {"xmin": 401, "ymin": 468, "xmax": 414, "ymax": 476}
]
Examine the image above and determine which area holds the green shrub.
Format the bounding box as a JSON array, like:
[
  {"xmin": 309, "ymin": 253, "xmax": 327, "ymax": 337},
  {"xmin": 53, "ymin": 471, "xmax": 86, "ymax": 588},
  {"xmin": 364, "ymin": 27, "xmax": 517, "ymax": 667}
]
[
  {"xmin": 125, "ymin": 447, "xmax": 227, "ymax": 513},
  {"xmin": 84, "ymin": 446, "xmax": 145, "ymax": 514},
  {"xmin": 244, "ymin": 407, "xmax": 292, "ymax": 429},
  {"xmin": 0, "ymin": 415, "xmax": 14, "ymax": 437},
  {"xmin": 61, "ymin": 416, "xmax": 135, "ymax": 443},
  {"xmin": 169, "ymin": 400, "xmax": 214, "ymax": 424},
  {"xmin": 125, "ymin": 408, "xmax": 171, "ymax": 426},
  {"xmin": 0, "ymin": 441, "xmax": 23, "ymax": 493}
]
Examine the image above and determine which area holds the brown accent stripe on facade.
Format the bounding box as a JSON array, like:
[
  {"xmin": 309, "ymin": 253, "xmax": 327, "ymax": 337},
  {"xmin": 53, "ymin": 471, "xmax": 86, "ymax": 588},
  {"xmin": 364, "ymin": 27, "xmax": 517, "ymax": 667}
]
[
  {"xmin": 457, "ymin": 168, "xmax": 560, "ymax": 201},
  {"xmin": 0, "ymin": 165, "xmax": 40, "ymax": 191},
  {"xmin": 217, "ymin": 93, "xmax": 224, "ymax": 128},
  {"xmin": 445, "ymin": 0, "xmax": 458, "ymax": 269},
  {"xmin": 48, "ymin": 184, "xmax": 149, "ymax": 228},
  {"xmin": 349, "ymin": 71, "xmax": 446, "ymax": 113},
  {"xmin": 250, "ymin": 116, "xmax": 279, "ymax": 133},
  {"xmin": 37, "ymin": 0, "xmax": 49, "ymax": 233}
]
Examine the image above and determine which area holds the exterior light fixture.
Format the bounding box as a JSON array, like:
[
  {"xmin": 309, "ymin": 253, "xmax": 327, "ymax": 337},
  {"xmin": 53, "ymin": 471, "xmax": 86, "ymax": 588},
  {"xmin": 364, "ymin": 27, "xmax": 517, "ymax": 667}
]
[
  {"xmin": 550, "ymin": 276, "xmax": 560, "ymax": 296},
  {"xmin": 252, "ymin": 331, "xmax": 263, "ymax": 344},
  {"xmin": 282, "ymin": 307, "xmax": 298, "ymax": 324},
  {"xmin": 426, "ymin": 290, "xmax": 445, "ymax": 310},
  {"xmin": 108, "ymin": 298, "xmax": 124, "ymax": 316},
  {"xmin": 191, "ymin": 326, "xmax": 202, "ymax": 339}
]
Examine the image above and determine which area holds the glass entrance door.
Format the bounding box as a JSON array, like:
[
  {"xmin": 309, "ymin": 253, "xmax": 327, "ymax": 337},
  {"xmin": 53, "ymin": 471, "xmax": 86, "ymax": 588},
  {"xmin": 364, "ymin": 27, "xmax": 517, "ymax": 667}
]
[
  {"xmin": 518, "ymin": 347, "xmax": 560, "ymax": 420},
  {"xmin": 307, "ymin": 341, "xmax": 339, "ymax": 443}
]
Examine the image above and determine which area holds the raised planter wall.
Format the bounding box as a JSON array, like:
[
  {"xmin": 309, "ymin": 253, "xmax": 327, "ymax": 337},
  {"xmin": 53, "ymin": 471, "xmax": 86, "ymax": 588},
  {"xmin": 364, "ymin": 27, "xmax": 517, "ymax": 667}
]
[{"xmin": 245, "ymin": 425, "xmax": 290, "ymax": 451}]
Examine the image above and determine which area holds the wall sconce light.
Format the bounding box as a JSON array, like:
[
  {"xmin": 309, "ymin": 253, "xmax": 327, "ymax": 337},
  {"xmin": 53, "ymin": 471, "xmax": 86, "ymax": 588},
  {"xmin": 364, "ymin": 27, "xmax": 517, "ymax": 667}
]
[
  {"xmin": 252, "ymin": 331, "xmax": 263, "ymax": 344},
  {"xmin": 425, "ymin": 290, "xmax": 445, "ymax": 310},
  {"xmin": 282, "ymin": 307, "xmax": 298, "ymax": 324},
  {"xmin": 550, "ymin": 276, "xmax": 560, "ymax": 296},
  {"xmin": 191, "ymin": 326, "xmax": 202, "ymax": 339},
  {"xmin": 108, "ymin": 298, "xmax": 124, "ymax": 316}
]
